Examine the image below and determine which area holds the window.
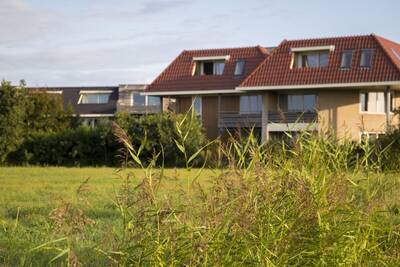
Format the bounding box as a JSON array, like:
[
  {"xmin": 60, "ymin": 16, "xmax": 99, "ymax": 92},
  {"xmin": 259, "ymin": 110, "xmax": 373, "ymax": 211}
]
[
  {"xmin": 192, "ymin": 96, "xmax": 202, "ymax": 116},
  {"xmin": 360, "ymin": 92, "xmax": 385, "ymax": 113},
  {"xmin": 131, "ymin": 93, "xmax": 161, "ymax": 107},
  {"xmin": 79, "ymin": 93, "xmax": 110, "ymax": 104},
  {"xmin": 148, "ymin": 96, "xmax": 161, "ymax": 106},
  {"xmin": 340, "ymin": 50, "xmax": 353, "ymax": 69},
  {"xmin": 132, "ymin": 92, "xmax": 145, "ymax": 106},
  {"xmin": 234, "ymin": 60, "xmax": 246, "ymax": 75},
  {"xmin": 240, "ymin": 95, "xmax": 262, "ymax": 113},
  {"xmin": 293, "ymin": 51, "xmax": 329, "ymax": 68},
  {"xmin": 361, "ymin": 132, "xmax": 385, "ymax": 142},
  {"xmin": 360, "ymin": 49, "xmax": 373, "ymax": 68},
  {"xmin": 194, "ymin": 61, "xmax": 225, "ymax": 76},
  {"xmin": 278, "ymin": 94, "xmax": 317, "ymax": 112}
]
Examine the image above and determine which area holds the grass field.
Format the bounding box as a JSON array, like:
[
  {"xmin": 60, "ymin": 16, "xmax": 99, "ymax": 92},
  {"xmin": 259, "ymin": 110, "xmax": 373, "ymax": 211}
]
[
  {"xmin": 0, "ymin": 167, "xmax": 215, "ymax": 223},
  {"xmin": 0, "ymin": 167, "xmax": 217, "ymax": 266},
  {"xmin": 1, "ymin": 143, "xmax": 400, "ymax": 266}
]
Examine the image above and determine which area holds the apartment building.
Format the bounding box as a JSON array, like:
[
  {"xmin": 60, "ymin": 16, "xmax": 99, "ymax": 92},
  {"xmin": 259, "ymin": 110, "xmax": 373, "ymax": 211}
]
[{"xmin": 144, "ymin": 34, "xmax": 400, "ymax": 141}]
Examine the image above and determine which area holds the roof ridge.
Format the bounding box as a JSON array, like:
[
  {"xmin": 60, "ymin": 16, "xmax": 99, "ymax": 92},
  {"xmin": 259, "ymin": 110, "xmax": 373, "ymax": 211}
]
[
  {"xmin": 256, "ymin": 45, "xmax": 270, "ymax": 57},
  {"xmin": 182, "ymin": 45, "xmax": 267, "ymax": 53},
  {"xmin": 284, "ymin": 34, "xmax": 373, "ymax": 43},
  {"xmin": 372, "ymin": 34, "xmax": 400, "ymax": 73}
]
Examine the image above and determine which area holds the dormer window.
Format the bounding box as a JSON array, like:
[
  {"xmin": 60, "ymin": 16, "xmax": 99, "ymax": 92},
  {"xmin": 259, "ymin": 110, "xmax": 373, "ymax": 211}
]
[
  {"xmin": 290, "ymin": 46, "xmax": 334, "ymax": 69},
  {"xmin": 78, "ymin": 90, "xmax": 112, "ymax": 104},
  {"xmin": 360, "ymin": 49, "xmax": 373, "ymax": 68},
  {"xmin": 340, "ymin": 50, "xmax": 353, "ymax": 69},
  {"xmin": 194, "ymin": 61, "xmax": 225, "ymax": 76},
  {"xmin": 234, "ymin": 59, "xmax": 246, "ymax": 75},
  {"xmin": 293, "ymin": 51, "xmax": 329, "ymax": 68},
  {"xmin": 192, "ymin": 55, "xmax": 229, "ymax": 76}
]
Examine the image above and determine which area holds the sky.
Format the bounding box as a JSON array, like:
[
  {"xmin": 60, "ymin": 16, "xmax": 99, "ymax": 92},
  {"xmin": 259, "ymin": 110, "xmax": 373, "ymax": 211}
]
[{"xmin": 1, "ymin": 0, "xmax": 399, "ymax": 87}]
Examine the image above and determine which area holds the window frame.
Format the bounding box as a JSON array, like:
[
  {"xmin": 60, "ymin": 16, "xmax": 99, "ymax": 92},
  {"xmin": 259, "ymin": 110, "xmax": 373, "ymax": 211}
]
[
  {"xmin": 359, "ymin": 91, "xmax": 392, "ymax": 115},
  {"xmin": 194, "ymin": 60, "xmax": 225, "ymax": 76},
  {"xmin": 278, "ymin": 93, "xmax": 318, "ymax": 112},
  {"xmin": 239, "ymin": 95, "xmax": 262, "ymax": 114},
  {"xmin": 78, "ymin": 93, "xmax": 111, "ymax": 104},
  {"xmin": 340, "ymin": 49, "xmax": 354, "ymax": 69},
  {"xmin": 192, "ymin": 96, "xmax": 202, "ymax": 117},
  {"xmin": 360, "ymin": 49, "xmax": 374, "ymax": 68},
  {"xmin": 234, "ymin": 59, "xmax": 246, "ymax": 76},
  {"xmin": 293, "ymin": 51, "xmax": 329, "ymax": 69}
]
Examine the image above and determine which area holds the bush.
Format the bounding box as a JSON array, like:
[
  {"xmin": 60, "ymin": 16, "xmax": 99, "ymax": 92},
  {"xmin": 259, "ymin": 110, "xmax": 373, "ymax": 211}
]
[
  {"xmin": 8, "ymin": 112, "xmax": 207, "ymax": 167},
  {"xmin": 115, "ymin": 112, "xmax": 206, "ymax": 167},
  {"xmin": 8, "ymin": 124, "xmax": 120, "ymax": 166}
]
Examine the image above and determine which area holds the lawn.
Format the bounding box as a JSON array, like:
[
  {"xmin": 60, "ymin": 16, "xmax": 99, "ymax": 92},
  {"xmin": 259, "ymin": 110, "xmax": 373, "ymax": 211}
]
[
  {"xmin": 0, "ymin": 167, "xmax": 217, "ymax": 265},
  {"xmin": 1, "ymin": 164, "xmax": 400, "ymax": 266},
  {"xmin": 0, "ymin": 167, "xmax": 216, "ymax": 223}
]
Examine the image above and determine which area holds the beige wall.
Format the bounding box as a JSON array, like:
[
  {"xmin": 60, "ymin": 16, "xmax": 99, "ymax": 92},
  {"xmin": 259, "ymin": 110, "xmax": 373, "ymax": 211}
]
[{"xmin": 318, "ymin": 89, "xmax": 398, "ymax": 141}]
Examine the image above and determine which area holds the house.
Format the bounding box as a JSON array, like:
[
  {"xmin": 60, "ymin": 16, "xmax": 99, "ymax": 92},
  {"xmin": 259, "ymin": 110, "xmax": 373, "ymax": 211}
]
[
  {"xmin": 144, "ymin": 34, "xmax": 400, "ymax": 142},
  {"xmin": 28, "ymin": 84, "xmax": 165, "ymax": 126}
]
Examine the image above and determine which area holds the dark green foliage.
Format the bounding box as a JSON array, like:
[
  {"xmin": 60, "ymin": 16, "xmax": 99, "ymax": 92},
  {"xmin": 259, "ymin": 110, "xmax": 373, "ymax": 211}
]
[
  {"xmin": 25, "ymin": 90, "xmax": 74, "ymax": 133},
  {"xmin": 8, "ymin": 124, "xmax": 120, "ymax": 166},
  {"xmin": 0, "ymin": 80, "xmax": 27, "ymax": 163},
  {"xmin": 115, "ymin": 112, "xmax": 206, "ymax": 167},
  {"xmin": 8, "ymin": 113, "xmax": 206, "ymax": 167}
]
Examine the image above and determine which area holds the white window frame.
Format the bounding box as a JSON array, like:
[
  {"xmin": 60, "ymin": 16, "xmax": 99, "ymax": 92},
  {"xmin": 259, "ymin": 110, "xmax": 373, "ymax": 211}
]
[
  {"xmin": 78, "ymin": 93, "xmax": 111, "ymax": 104},
  {"xmin": 292, "ymin": 51, "xmax": 329, "ymax": 69},
  {"xmin": 359, "ymin": 91, "xmax": 391, "ymax": 115},
  {"xmin": 192, "ymin": 96, "xmax": 202, "ymax": 117},
  {"xmin": 193, "ymin": 61, "xmax": 225, "ymax": 76}
]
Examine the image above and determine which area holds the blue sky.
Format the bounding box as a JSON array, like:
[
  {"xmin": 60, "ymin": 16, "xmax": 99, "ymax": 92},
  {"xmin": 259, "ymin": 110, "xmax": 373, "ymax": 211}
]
[{"xmin": 1, "ymin": 0, "xmax": 399, "ymax": 86}]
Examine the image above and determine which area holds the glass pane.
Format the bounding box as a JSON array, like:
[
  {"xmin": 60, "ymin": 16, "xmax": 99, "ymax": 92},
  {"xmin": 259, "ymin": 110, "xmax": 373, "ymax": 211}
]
[
  {"xmin": 278, "ymin": 95, "xmax": 288, "ymax": 111},
  {"xmin": 214, "ymin": 62, "xmax": 225, "ymax": 75},
  {"xmin": 234, "ymin": 60, "xmax": 245, "ymax": 75},
  {"xmin": 304, "ymin": 95, "xmax": 316, "ymax": 111},
  {"xmin": 288, "ymin": 95, "xmax": 303, "ymax": 111},
  {"xmin": 80, "ymin": 95, "xmax": 89, "ymax": 104},
  {"xmin": 203, "ymin": 62, "xmax": 214, "ymax": 75},
  {"xmin": 319, "ymin": 52, "xmax": 329, "ymax": 67},
  {"xmin": 341, "ymin": 51, "xmax": 353, "ymax": 68},
  {"xmin": 376, "ymin": 92, "xmax": 385, "ymax": 113},
  {"xmin": 305, "ymin": 53, "xmax": 319, "ymax": 67},
  {"xmin": 360, "ymin": 50, "xmax": 373, "ymax": 67},
  {"xmin": 148, "ymin": 96, "xmax": 160, "ymax": 106},
  {"xmin": 240, "ymin": 96, "xmax": 249, "ymax": 113},
  {"xmin": 133, "ymin": 93, "xmax": 145, "ymax": 106},
  {"xmin": 193, "ymin": 96, "xmax": 201, "ymax": 115},
  {"xmin": 98, "ymin": 94, "xmax": 109, "ymax": 104},
  {"xmin": 360, "ymin": 92, "xmax": 367, "ymax": 111}
]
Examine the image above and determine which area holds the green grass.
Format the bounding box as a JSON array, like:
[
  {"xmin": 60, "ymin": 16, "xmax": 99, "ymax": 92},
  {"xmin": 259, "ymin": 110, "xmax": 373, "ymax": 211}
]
[
  {"xmin": 0, "ymin": 167, "xmax": 214, "ymax": 223},
  {"xmin": 2, "ymin": 128, "xmax": 400, "ymax": 266}
]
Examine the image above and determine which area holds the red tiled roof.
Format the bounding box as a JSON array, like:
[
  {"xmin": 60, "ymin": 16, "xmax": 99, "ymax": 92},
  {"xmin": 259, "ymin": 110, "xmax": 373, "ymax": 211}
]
[
  {"xmin": 240, "ymin": 34, "xmax": 400, "ymax": 88},
  {"xmin": 147, "ymin": 46, "xmax": 269, "ymax": 92}
]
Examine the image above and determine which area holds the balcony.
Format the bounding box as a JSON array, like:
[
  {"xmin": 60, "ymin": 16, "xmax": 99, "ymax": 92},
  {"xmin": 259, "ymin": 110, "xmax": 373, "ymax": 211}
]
[
  {"xmin": 117, "ymin": 104, "xmax": 161, "ymax": 114},
  {"xmin": 218, "ymin": 111, "xmax": 318, "ymax": 130}
]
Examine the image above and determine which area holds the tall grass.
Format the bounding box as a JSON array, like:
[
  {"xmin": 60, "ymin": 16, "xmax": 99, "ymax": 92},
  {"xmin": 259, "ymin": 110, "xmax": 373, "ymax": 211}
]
[{"xmin": 2, "ymin": 119, "xmax": 400, "ymax": 266}]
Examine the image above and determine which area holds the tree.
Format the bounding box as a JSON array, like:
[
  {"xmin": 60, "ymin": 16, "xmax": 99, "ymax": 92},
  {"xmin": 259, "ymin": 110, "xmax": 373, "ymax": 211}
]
[
  {"xmin": 0, "ymin": 80, "xmax": 27, "ymax": 163},
  {"xmin": 25, "ymin": 90, "xmax": 74, "ymax": 132}
]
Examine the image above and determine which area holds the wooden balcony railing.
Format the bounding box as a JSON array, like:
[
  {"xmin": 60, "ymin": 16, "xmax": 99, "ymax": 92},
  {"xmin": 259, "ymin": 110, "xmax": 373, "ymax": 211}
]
[
  {"xmin": 117, "ymin": 105, "xmax": 161, "ymax": 114},
  {"xmin": 218, "ymin": 111, "xmax": 318, "ymax": 128}
]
